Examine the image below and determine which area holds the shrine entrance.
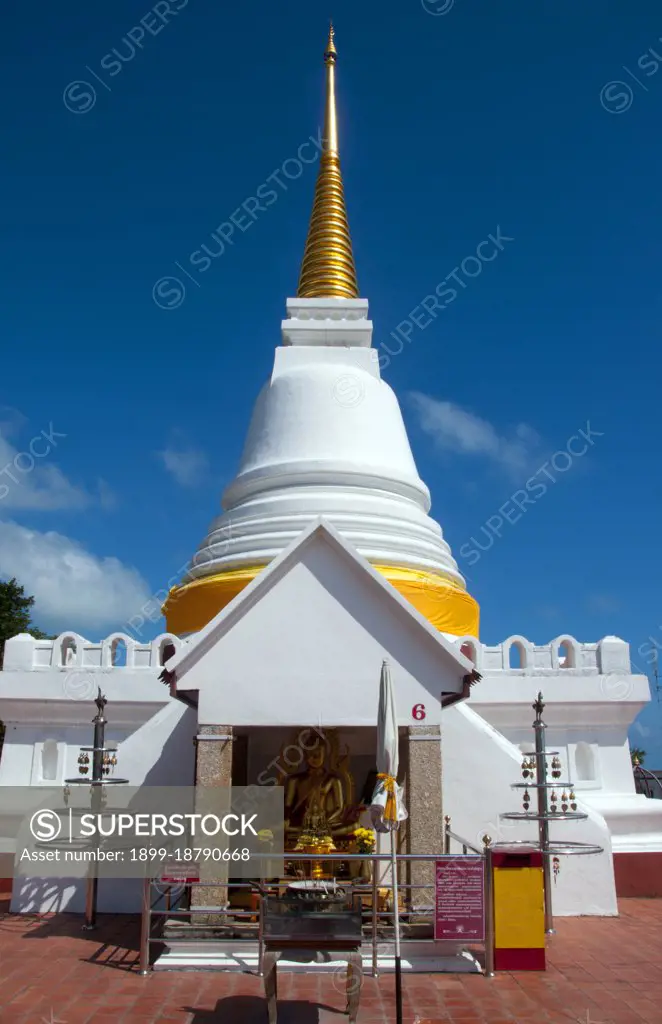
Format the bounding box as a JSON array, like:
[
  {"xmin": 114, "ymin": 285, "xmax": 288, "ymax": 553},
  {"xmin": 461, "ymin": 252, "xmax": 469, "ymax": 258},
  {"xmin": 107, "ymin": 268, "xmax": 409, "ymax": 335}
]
[{"xmin": 229, "ymin": 725, "xmax": 404, "ymax": 882}]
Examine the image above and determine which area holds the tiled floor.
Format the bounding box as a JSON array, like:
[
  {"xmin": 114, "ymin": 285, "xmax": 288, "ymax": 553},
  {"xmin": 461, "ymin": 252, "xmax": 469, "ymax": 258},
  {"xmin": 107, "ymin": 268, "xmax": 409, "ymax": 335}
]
[{"xmin": 0, "ymin": 898, "xmax": 660, "ymax": 1022}]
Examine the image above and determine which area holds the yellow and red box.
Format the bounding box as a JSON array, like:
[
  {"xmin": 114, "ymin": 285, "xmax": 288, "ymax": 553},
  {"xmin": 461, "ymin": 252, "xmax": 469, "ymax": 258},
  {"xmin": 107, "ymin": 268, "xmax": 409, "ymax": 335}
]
[{"xmin": 492, "ymin": 846, "xmax": 545, "ymax": 970}]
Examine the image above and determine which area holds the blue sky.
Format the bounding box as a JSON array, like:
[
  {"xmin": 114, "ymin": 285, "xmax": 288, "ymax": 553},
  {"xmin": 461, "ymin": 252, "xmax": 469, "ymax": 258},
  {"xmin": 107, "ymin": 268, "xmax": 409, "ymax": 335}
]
[{"xmin": 2, "ymin": 2, "xmax": 661, "ymax": 759}]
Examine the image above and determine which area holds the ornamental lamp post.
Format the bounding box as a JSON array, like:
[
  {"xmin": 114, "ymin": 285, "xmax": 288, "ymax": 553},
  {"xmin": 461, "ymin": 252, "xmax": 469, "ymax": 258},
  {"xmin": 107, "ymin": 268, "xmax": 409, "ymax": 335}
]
[
  {"xmin": 500, "ymin": 691, "xmax": 603, "ymax": 935},
  {"xmin": 64, "ymin": 688, "xmax": 129, "ymax": 930}
]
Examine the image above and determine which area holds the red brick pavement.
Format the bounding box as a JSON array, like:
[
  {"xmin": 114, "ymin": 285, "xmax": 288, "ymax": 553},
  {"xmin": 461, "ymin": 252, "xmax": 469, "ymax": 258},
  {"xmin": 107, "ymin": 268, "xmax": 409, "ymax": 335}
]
[{"xmin": 0, "ymin": 898, "xmax": 660, "ymax": 1023}]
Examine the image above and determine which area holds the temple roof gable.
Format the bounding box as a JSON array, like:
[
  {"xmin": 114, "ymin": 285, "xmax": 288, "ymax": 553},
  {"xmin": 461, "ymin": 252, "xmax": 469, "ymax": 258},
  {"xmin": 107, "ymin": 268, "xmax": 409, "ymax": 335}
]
[{"xmin": 165, "ymin": 518, "xmax": 473, "ymax": 727}]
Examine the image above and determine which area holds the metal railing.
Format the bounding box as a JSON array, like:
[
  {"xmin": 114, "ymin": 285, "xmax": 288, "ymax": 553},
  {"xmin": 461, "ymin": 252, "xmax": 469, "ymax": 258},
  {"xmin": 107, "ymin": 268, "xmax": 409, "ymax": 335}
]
[
  {"xmin": 138, "ymin": 841, "xmax": 496, "ymax": 979},
  {"xmin": 633, "ymin": 763, "xmax": 662, "ymax": 800},
  {"xmin": 443, "ymin": 816, "xmax": 482, "ymax": 856}
]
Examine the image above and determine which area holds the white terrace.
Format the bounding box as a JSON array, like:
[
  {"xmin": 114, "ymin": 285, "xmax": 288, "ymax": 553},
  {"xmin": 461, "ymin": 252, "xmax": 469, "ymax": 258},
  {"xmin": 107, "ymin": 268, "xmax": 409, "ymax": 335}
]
[{"xmin": 1, "ymin": 625, "xmax": 656, "ymax": 921}]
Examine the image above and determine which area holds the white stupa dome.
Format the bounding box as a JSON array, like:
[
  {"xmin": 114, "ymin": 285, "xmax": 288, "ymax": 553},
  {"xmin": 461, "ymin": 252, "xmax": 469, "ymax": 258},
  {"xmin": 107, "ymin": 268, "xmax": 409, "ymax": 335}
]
[{"xmin": 184, "ymin": 344, "xmax": 464, "ymax": 587}]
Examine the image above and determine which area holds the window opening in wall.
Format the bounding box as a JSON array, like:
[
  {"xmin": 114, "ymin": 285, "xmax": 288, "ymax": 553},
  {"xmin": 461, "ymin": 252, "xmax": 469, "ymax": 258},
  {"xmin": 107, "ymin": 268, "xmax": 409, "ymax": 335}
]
[
  {"xmin": 575, "ymin": 742, "xmax": 595, "ymax": 782},
  {"xmin": 509, "ymin": 642, "xmax": 525, "ymax": 669},
  {"xmin": 112, "ymin": 639, "xmax": 127, "ymax": 666},
  {"xmin": 159, "ymin": 640, "xmax": 176, "ymax": 666},
  {"xmin": 61, "ymin": 637, "xmax": 77, "ymax": 665},
  {"xmin": 41, "ymin": 739, "xmax": 58, "ymax": 781},
  {"xmin": 460, "ymin": 642, "xmax": 476, "ymax": 664}
]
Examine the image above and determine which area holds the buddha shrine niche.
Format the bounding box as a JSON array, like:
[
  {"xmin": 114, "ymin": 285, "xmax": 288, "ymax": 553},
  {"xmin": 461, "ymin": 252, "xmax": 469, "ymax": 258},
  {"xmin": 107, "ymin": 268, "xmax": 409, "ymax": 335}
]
[{"xmin": 282, "ymin": 731, "xmax": 357, "ymax": 848}]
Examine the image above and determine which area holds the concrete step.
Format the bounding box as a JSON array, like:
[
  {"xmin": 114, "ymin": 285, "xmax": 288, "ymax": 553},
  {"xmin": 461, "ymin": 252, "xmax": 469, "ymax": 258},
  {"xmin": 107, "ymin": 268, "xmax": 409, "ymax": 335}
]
[{"xmin": 153, "ymin": 943, "xmax": 482, "ymax": 974}]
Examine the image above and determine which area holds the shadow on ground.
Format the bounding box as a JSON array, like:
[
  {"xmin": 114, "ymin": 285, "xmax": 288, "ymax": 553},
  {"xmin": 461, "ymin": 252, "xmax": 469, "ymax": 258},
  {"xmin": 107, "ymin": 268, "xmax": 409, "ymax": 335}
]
[
  {"xmin": 184, "ymin": 998, "xmax": 345, "ymax": 1022},
  {"xmin": 0, "ymin": 909, "xmax": 156, "ymax": 973}
]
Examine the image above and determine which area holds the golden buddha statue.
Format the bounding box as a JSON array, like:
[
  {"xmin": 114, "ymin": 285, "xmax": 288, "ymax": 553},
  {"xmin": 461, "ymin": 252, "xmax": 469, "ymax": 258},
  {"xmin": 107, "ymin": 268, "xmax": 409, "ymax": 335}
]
[{"xmin": 282, "ymin": 731, "xmax": 358, "ymax": 849}]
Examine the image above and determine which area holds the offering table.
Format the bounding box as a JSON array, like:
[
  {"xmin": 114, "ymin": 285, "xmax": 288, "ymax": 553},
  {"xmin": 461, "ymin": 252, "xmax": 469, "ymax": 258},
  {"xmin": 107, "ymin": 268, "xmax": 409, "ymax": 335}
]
[{"xmin": 262, "ymin": 882, "xmax": 363, "ymax": 1024}]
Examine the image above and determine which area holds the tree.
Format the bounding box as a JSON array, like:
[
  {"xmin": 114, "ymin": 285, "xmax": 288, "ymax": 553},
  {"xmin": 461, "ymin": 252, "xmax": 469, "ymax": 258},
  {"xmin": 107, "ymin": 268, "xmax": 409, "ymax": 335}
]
[
  {"xmin": 0, "ymin": 578, "xmax": 52, "ymax": 670},
  {"xmin": 0, "ymin": 578, "xmax": 54, "ymax": 759},
  {"xmin": 631, "ymin": 747, "xmax": 647, "ymax": 766}
]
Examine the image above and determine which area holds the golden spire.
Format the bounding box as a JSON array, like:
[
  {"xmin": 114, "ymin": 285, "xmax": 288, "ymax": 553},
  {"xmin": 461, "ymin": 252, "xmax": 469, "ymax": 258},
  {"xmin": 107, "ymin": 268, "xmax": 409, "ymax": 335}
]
[{"xmin": 297, "ymin": 24, "xmax": 359, "ymax": 299}]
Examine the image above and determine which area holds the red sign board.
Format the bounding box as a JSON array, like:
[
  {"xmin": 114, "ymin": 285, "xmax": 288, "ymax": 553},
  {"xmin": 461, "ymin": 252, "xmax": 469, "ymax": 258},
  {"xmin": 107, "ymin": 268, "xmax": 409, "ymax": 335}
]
[
  {"xmin": 434, "ymin": 856, "xmax": 485, "ymax": 941},
  {"xmin": 160, "ymin": 862, "xmax": 199, "ymax": 884}
]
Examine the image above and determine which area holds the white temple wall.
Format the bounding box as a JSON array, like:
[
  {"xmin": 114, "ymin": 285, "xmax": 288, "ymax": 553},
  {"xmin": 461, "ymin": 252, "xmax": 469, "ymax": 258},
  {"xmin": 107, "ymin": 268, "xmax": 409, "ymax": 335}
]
[
  {"xmin": 5, "ymin": 706, "xmax": 197, "ymax": 914},
  {"xmin": 108, "ymin": 702, "xmax": 197, "ymax": 788},
  {"xmin": 4, "ymin": 701, "xmax": 197, "ymax": 914},
  {"xmin": 591, "ymin": 738, "xmax": 638, "ymax": 795},
  {"xmin": 442, "ymin": 703, "xmax": 618, "ymax": 916},
  {"xmin": 0, "ymin": 699, "xmax": 196, "ymax": 790},
  {"xmin": 0, "ymin": 665, "xmax": 197, "ymax": 914},
  {"xmin": 11, "ymin": 874, "xmax": 148, "ymax": 917},
  {"xmin": 1, "ymin": 629, "xmax": 659, "ymax": 913},
  {"xmin": 450, "ymin": 634, "xmax": 662, "ymax": 863}
]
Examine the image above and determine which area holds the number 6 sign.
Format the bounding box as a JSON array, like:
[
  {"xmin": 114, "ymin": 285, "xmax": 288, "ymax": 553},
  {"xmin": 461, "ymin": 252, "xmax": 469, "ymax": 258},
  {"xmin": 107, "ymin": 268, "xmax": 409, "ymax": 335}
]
[{"xmin": 412, "ymin": 703, "xmax": 426, "ymax": 721}]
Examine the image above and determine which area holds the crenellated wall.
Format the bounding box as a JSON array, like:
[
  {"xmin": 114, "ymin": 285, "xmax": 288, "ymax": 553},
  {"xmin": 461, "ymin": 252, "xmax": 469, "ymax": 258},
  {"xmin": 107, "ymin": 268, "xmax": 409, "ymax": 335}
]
[
  {"xmin": 449, "ymin": 633, "xmax": 631, "ymax": 676},
  {"xmin": 2, "ymin": 631, "xmax": 188, "ymax": 672},
  {"xmin": 0, "ymin": 630, "xmax": 631, "ymax": 676},
  {"xmin": 440, "ymin": 631, "xmax": 662, "ymax": 901}
]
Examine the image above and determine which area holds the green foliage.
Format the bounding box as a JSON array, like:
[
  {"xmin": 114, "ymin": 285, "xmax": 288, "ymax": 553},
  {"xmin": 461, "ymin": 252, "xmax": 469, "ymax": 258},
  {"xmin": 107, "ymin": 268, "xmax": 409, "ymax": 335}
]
[
  {"xmin": 0, "ymin": 577, "xmax": 34, "ymax": 658},
  {"xmin": 0, "ymin": 578, "xmax": 54, "ymax": 759},
  {"xmin": 631, "ymin": 747, "xmax": 647, "ymax": 766},
  {"xmin": 0, "ymin": 577, "xmax": 54, "ymax": 667}
]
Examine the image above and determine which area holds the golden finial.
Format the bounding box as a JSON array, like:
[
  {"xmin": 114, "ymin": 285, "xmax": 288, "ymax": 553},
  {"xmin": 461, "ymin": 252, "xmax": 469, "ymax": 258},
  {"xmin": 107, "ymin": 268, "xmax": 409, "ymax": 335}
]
[
  {"xmin": 297, "ymin": 25, "xmax": 359, "ymax": 299},
  {"xmin": 325, "ymin": 22, "xmax": 337, "ymax": 62}
]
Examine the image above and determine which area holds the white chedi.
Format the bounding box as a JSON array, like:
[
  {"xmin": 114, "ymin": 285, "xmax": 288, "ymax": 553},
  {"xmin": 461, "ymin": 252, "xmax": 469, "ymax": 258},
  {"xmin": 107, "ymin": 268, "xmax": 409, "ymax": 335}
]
[{"xmin": 183, "ymin": 298, "xmax": 466, "ymax": 592}]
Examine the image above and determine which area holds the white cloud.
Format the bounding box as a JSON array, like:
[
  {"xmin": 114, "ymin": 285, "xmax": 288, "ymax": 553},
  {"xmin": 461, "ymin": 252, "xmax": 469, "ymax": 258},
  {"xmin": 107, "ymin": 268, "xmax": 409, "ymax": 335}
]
[
  {"xmin": 408, "ymin": 393, "xmax": 540, "ymax": 474},
  {"xmin": 156, "ymin": 443, "xmax": 209, "ymax": 488},
  {"xmin": 0, "ymin": 421, "xmax": 100, "ymax": 511},
  {"xmin": 0, "ymin": 520, "xmax": 152, "ymax": 634}
]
